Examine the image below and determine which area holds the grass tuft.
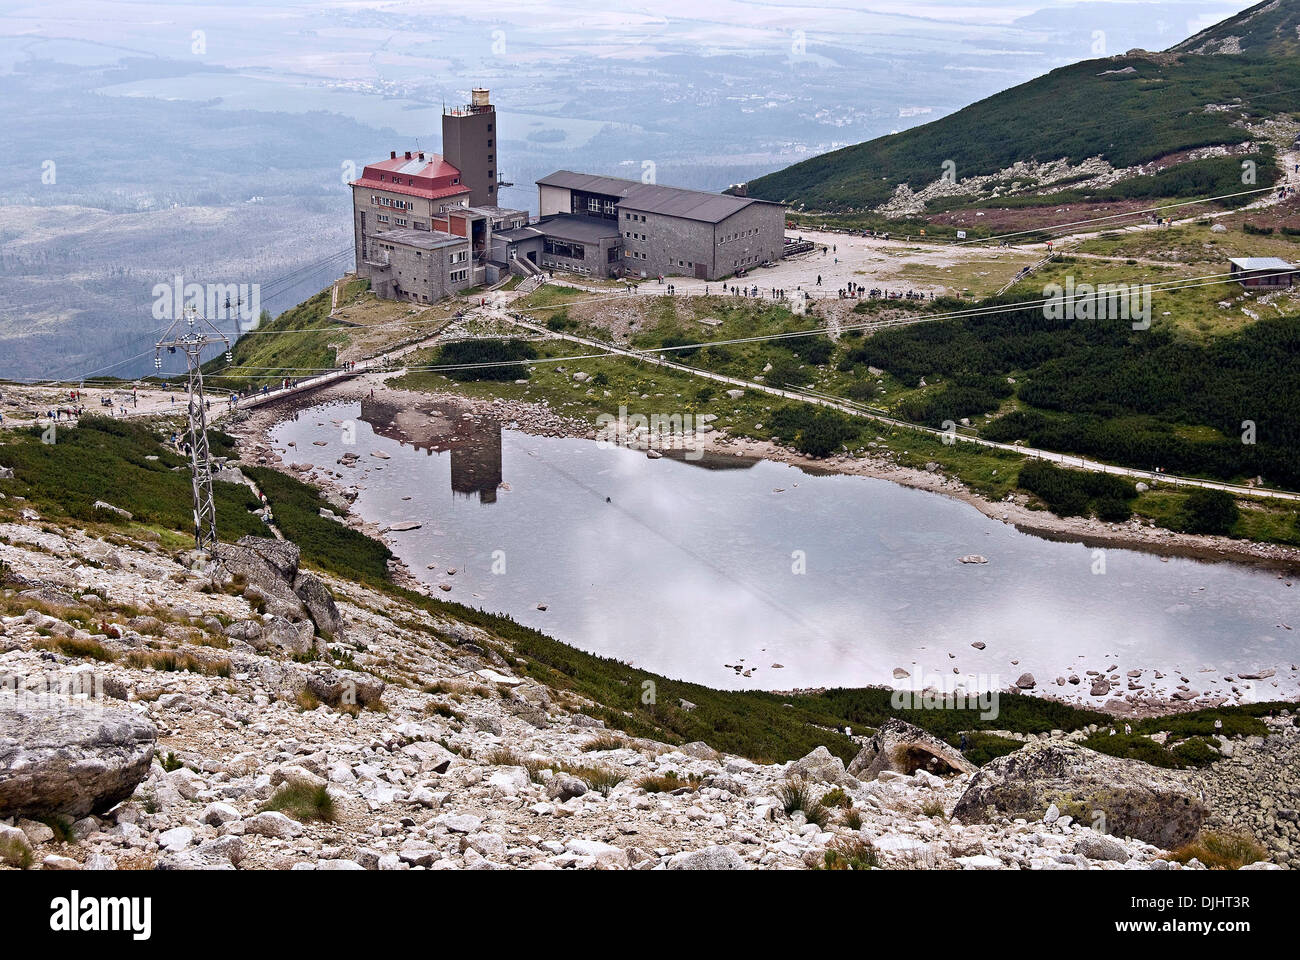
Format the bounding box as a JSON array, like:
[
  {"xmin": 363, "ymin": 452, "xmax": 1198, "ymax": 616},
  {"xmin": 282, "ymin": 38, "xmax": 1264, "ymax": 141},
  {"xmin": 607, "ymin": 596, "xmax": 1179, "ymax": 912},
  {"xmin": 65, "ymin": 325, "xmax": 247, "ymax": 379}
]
[
  {"xmin": 259, "ymin": 783, "xmax": 336, "ymax": 823},
  {"xmin": 1166, "ymin": 831, "xmax": 1267, "ymax": 870}
]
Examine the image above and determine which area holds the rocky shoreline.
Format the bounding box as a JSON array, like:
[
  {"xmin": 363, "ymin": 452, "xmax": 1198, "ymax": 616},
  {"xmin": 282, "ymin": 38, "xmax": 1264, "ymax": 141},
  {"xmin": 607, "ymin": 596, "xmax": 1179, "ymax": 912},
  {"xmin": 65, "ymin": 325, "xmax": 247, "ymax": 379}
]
[{"xmin": 228, "ymin": 376, "xmax": 1300, "ymax": 719}]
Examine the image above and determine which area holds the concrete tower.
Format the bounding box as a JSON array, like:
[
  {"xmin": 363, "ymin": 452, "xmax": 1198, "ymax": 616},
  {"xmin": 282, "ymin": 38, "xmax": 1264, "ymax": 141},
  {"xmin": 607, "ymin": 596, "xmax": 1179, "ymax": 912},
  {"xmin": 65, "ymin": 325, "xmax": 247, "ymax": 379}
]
[{"xmin": 442, "ymin": 88, "xmax": 498, "ymax": 207}]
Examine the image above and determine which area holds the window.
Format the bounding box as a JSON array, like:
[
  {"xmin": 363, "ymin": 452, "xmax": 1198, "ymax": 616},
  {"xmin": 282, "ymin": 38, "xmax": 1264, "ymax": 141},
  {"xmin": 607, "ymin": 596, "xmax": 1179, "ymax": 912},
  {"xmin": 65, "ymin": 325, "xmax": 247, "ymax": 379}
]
[
  {"xmin": 450, "ymin": 269, "xmax": 468, "ymax": 283},
  {"xmin": 450, "ymin": 250, "xmax": 468, "ymax": 264},
  {"xmin": 588, "ymin": 197, "xmax": 601, "ymax": 213}
]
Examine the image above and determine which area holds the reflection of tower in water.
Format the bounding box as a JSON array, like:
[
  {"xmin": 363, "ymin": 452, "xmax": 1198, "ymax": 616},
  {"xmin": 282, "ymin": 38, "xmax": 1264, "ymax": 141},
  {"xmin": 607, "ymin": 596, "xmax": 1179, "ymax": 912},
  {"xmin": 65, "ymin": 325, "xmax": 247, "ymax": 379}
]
[
  {"xmin": 451, "ymin": 424, "xmax": 502, "ymax": 504},
  {"xmin": 359, "ymin": 398, "xmax": 503, "ymax": 504}
]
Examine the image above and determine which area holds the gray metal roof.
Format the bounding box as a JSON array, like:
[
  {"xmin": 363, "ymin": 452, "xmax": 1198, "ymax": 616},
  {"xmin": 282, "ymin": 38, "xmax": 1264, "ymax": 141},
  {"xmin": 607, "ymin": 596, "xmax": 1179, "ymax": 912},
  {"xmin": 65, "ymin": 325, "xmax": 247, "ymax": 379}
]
[
  {"xmin": 372, "ymin": 228, "xmax": 467, "ymax": 251},
  {"xmin": 466, "ymin": 204, "xmax": 528, "ymax": 219},
  {"xmin": 1229, "ymin": 257, "xmax": 1296, "ymax": 270},
  {"xmin": 537, "ymin": 170, "xmax": 783, "ymax": 224},
  {"xmin": 534, "ymin": 214, "xmax": 622, "ymax": 244},
  {"xmin": 495, "ymin": 226, "xmax": 543, "ymax": 243}
]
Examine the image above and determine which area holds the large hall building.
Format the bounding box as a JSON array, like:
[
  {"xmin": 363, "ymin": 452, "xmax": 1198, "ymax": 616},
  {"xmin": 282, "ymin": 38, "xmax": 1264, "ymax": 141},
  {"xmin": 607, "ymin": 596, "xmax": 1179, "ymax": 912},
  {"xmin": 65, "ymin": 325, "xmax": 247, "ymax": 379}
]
[{"xmin": 350, "ymin": 90, "xmax": 787, "ymax": 303}]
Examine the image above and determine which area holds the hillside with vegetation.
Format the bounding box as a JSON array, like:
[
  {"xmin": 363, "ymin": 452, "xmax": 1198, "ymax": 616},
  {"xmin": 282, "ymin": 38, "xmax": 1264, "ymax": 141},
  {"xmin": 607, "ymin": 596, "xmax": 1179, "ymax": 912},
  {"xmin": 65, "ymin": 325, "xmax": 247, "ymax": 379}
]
[
  {"xmin": 742, "ymin": 1, "xmax": 1300, "ymax": 218},
  {"xmin": 1173, "ymin": 0, "xmax": 1300, "ymax": 55}
]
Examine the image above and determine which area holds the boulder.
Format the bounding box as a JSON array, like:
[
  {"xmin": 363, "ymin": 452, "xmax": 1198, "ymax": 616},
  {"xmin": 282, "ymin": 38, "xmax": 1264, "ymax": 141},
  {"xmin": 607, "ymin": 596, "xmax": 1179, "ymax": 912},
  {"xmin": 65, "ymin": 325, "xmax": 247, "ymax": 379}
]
[
  {"xmin": 677, "ymin": 741, "xmax": 720, "ymax": 762},
  {"xmin": 952, "ymin": 741, "xmax": 1206, "ymax": 849},
  {"xmin": 237, "ymin": 536, "xmax": 300, "ymax": 581},
  {"xmin": 847, "ymin": 718, "xmax": 977, "ymax": 780},
  {"xmin": 262, "ymin": 616, "xmax": 320, "ymax": 657},
  {"xmin": 667, "ymin": 845, "xmax": 748, "ymax": 870},
  {"xmin": 304, "ymin": 665, "xmax": 385, "ymax": 708},
  {"xmin": 213, "ymin": 539, "xmax": 307, "ymax": 620},
  {"xmin": 564, "ymin": 838, "xmax": 628, "ymax": 869},
  {"xmin": 0, "ymin": 694, "xmax": 155, "ymax": 819},
  {"xmin": 786, "ymin": 745, "xmax": 845, "ymax": 783},
  {"xmin": 0, "ymin": 824, "xmax": 32, "ymax": 867},
  {"xmin": 244, "ymin": 811, "xmax": 303, "ymax": 838},
  {"xmin": 1074, "ymin": 834, "xmax": 1132, "ymax": 863},
  {"xmin": 92, "ymin": 501, "xmax": 132, "ymax": 520},
  {"xmin": 223, "ymin": 619, "xmax": 263, "ymax": 645},
  {"xmin": 293, "ymin": 572, "xmax": 344, "ymax": 638},
  {"xmin": 546, "ymin": 775, "xmax": 588, "ymax": 802}
]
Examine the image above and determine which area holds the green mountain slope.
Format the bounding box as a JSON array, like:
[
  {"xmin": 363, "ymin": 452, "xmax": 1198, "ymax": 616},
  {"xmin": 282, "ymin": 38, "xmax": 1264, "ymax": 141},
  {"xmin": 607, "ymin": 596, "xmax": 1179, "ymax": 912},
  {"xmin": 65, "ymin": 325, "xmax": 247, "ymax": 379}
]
[
  {"xmin": 744, "ymin": 3, "xmax": 1300, "ymax": 215},
  {"xmin": 1173, "ymin": 0, "xmax": 1300, "ymax": 55}
]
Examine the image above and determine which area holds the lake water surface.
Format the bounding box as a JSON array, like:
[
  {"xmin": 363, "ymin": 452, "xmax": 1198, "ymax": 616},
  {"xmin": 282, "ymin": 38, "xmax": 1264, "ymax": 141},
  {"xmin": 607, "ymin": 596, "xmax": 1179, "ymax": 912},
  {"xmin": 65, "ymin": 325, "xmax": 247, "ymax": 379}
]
[{"xmin": 272, "ymin": 401, "xmax": 1300, "ymax": 704}]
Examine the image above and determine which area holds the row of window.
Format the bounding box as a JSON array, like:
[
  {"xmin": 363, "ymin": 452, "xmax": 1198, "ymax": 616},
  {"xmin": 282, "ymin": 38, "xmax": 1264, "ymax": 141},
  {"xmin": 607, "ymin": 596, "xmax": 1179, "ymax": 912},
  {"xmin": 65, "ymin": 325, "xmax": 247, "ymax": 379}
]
[
  {"xmin": 720, "ymin": 228, "xmax": 760, "ymax": 243},
  {"xmin": 377, "ymin": 174, "xmax": 461, "ymax": 186},
  {"xmin": 372, "ymin": 196, "xmax": 414, "ymax": 210},
  {"xmin": 541, "ymin": 258, "xmax": 592, "ymax": 275},
  {"xmin": 624, "ymin": 212, "xmax": 647, "ymax": 222}
]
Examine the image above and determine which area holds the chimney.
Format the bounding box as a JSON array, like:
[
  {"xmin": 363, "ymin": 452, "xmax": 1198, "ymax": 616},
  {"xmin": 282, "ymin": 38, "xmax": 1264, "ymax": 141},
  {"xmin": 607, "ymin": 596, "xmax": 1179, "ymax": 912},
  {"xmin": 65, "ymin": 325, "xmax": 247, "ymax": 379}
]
[
  {"xmin": 390, "ymin": 151, "xmax": 396, "ymax": 159},
  {"xmin": 405, "ymin": 151, "xmax": 412, "ymax": 160},
  {"xmin": 418, "ymin": 151, "xmax": 425, "ymax": 160}
]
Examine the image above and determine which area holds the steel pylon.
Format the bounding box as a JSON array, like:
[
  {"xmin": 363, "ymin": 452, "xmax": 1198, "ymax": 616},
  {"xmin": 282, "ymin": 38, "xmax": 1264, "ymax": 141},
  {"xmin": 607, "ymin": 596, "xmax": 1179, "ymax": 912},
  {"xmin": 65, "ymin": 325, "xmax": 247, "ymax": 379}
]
[{"xmin": 155, "ymin": 306, "xmax": 232, "ymax": 552}]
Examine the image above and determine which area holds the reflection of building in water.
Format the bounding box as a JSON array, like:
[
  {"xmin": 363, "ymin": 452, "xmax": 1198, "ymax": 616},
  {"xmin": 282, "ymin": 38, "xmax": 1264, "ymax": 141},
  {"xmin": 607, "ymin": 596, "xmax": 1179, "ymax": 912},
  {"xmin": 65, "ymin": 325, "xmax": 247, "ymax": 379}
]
[
  {"xmin": 360, "ymin": 398, "xmax": 503, "ymax": 504},
  {"xmin": 450, "ymin": 427, "xmax": 502, "ymax": 503},
  {"xmin": 663, "ymin": 449, "xmax": 760, "ymax": 471}
]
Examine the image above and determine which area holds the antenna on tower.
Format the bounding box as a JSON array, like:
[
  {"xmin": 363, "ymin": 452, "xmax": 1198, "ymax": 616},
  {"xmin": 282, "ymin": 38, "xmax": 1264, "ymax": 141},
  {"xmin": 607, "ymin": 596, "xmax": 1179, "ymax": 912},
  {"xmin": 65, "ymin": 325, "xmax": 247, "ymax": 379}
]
[{"xmin": 154, "ymin": 305, "xmax": 232, "ymax": 553}]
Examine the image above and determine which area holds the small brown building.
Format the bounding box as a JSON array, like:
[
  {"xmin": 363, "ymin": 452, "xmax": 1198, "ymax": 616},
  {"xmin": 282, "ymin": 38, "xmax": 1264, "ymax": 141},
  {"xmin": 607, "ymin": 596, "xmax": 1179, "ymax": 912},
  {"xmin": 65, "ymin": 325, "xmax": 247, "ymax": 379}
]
[{"xmin": 1229, "ymin": 257, "xmax": 1297, "ymax": 288}]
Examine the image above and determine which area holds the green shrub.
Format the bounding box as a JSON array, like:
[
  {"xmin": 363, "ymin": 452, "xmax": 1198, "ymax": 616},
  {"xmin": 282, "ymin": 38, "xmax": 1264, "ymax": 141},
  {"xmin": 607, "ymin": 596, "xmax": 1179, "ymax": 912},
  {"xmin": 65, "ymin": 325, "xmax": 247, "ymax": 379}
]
[
  {"xmin": 1170, "ymin": 736, "xmax": 1218, "ymax": 766},
  {"xmin": 1094, "ymin": 497, "xmax": 1133, "ymax": 522},
  {"xmin": 434, "ymin": 338, "xmax": 538, "ymax": 381},
  {"xmin": 1181, "ymin": 488, "xmax": 1239, "ymax": 535},
  {"xmin": 1017, "ymin": 460, "xmax": 1136, "ymax": 518},
  {"xmin": 769, "ymin": 404, "xmax": 860, "ymax": 458}
]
